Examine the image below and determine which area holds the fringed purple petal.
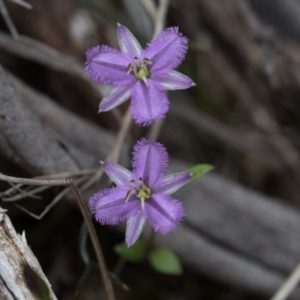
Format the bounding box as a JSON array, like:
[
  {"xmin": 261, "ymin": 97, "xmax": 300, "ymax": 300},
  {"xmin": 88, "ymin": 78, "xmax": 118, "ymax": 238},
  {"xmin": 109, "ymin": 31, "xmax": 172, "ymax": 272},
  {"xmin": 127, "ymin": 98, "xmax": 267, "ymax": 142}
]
[
  {"xmin": 153, "ymin": 70, "xmax": 195, "ymax": 91},
  {"xmin": 117, "ymin": 24, "xmax": 142, "ymax": 57},
  {"xmin": 89, "ymin": 187, "xmax": 139, "ymax": 225},
  {"xmin": 145, "ymin": 193, "xmax": 185, "ymax": 234},
  {"xmin": 142, "ymin": 27, "xmax": 188, "ymax": 74},
  {"xmin": 132, "ymin": 138, "xmax": 168, "ymax": 187},
  {"xmin": 156, "ymin": 172, "xmax": 191, "ymax": 195},
  {"xmin": 102, "ymin": 162, "xmax": 132, "ymax": 186},
  {"xmin": 130, "ymin": 80, "xmax": 169, "ymax": 126},
  {"xmin": 125, "ymin": 211, "xmax": 146, "ymax": 247},
  {"xmin": 85, "ymin": 45, "xmax": 134, "ymax": 86},
  {"xmin": 99, "ymin": 85, "xmax": 133, "ymax": 112}
]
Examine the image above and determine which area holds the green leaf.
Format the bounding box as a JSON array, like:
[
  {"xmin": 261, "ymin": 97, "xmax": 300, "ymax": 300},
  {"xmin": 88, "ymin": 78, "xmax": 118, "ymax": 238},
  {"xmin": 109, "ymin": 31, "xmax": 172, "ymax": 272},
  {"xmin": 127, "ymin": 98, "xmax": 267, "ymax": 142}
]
[
  {"xmin": 114, "ymin": 240, "xmax": 146, "ymax": 263},
  {"xmin": 188, "ymin": 164, "xmax": 214, "ymax": 183},
  {"xmin": 149, "ymin": 248, "xmax": 182, "ymax": 275}
]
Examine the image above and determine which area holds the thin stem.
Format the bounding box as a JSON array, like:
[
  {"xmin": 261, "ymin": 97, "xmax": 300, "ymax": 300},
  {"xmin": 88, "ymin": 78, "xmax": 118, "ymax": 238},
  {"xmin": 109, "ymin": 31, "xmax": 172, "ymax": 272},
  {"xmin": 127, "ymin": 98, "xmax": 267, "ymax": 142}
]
[
  {"xmin": 69, "ymin": 181, "xmax": 115, "ymax": 300},
  {"xmin": 139, "ymin": 0, "xmax": 156, "ymax": 23},
  {"xmin": 110, "ymin": 108, "xmax": 132, "ymax": 162},
  {"xmin": 1, "ymin": 169, "xmax": 97, "ymax": 201},
  {"xmin": 81, "ymin": 108, "xmax": 132, "ymax": 190},
  {"xmin": 270, "ymin": 261, "xmax": 300, "ymax": 300},
  {"xmin": 113, "ymin": 258, "xmax": 126, "ymax": 276},
  {"xmin": 153, "ymin": 0, "xmax": 169, "ymax": 37},
  {"xmin": 0, "ymin": 172, "xmax": 70, "ymax": 186},
  {"xmin": 146, "ymin": 228, "xmax": 156, "ymax": 252},
  {"xmin": 13, "ymin": 186, "xmax": 69, "ymax": 219},
  {"xmin": 0, "ymin": 0, "xmax": 19, "ymax": 39},
  {"xmin": 72, "ymin": 263, "xmax": 94, "ymax": 300},
  {"xmin": 4, "ymin": 186, "xmax": 56, "ymax": 202},
  {"xmin": 7, "ymin": 182, "xmax": 42, "ymax": 200},
  {"xmin": 147, "ymin": 119, "xmax": 164, "ymax": 140},
  {"xmin": 145, "ymin": 0, "xmax": 168, "ymax": 141},
  {"xmin": 9, "ymin": 0, "xmax": 32, "ymax": 9}
]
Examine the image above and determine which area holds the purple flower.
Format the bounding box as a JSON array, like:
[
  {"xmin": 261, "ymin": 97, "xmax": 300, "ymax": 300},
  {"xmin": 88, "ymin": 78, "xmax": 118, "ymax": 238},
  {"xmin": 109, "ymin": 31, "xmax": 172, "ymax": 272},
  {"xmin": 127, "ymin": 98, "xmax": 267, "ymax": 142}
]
[
  {"xmin": 85, "ymin": 24, "xmax": 195, "ymax": 126},
  {"xmin": 89, "ymin": 139, "xmax": 191, "ymax": 246}
]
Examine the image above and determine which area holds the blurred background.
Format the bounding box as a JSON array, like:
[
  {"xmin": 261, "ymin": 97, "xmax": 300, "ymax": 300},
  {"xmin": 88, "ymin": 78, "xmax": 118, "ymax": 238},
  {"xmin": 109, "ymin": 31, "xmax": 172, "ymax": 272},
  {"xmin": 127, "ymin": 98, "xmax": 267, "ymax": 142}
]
[{"xmin": 2, "ymin": 0, "xmax": 300, "ymax": 299}]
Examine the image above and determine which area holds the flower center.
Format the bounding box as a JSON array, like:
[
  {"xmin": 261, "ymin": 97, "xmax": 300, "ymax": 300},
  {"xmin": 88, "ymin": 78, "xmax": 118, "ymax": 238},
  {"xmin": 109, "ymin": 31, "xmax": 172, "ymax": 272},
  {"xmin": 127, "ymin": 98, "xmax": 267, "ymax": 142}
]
[
  {"xmin": 136, "ymin": 185, "xmax": 151, "ymax": 201},
  {"xmin": 136, "ymin": 66, "xmax": 149, "ymax": 80},
  {"xmin": 127, "ymin": 58, "xmax": 152, "ymax": 82},
  {"xmin": 127, "ymin": 178, "xmax": 152, "ymax": 210}
]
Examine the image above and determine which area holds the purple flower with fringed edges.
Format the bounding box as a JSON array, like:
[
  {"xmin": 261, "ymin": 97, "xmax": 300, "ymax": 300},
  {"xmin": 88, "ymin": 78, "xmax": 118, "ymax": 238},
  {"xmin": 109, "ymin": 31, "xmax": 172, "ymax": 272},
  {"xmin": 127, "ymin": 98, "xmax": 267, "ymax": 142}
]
[
  {"xmin": 85, "ymin": 24, "xmax": 195, "ymax": 126},
  {"xmin": 89, "ymin": 139, "xmax": 191, "ymax": 247}
]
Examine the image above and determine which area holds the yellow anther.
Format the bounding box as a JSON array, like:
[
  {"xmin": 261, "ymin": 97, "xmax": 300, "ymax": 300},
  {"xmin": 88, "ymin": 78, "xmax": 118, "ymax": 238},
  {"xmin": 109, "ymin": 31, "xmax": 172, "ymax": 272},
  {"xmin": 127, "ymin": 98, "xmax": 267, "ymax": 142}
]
[
  {"xmin": 127, "ymin": 58, "xmax": 151, "ymax": 81},
  {"xmin": 136, "ymin": 67, "xmax": 149, "ymax": 80},
  {"xmin": 136, "ymin": 184, "xmax": 151, "ymax": 202}
]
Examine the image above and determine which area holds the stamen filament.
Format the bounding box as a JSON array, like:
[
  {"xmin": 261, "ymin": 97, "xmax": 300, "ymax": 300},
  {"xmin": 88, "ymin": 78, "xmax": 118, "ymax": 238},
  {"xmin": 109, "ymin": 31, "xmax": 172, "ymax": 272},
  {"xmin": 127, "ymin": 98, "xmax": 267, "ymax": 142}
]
[
  {"xmin": 141, "ymin": 198, "xmax": 145, "ymax": 210},
  {"xmin": 125, "ymin": 189, "xmax": 133, "ymax": 202},
  {"xmin": 142, "ymin": 76, "xmax": 148, "ymax": 86},
  {"xmin": 127, "ymin": 58, "xmax": 151, "ymax": 81}
]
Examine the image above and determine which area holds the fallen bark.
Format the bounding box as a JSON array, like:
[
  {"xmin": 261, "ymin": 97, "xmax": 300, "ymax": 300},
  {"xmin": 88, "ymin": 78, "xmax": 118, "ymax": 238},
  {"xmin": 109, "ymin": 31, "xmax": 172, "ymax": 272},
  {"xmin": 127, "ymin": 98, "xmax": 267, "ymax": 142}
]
[
  {"xmin": 0, "ymin": 65, "xmax": 80, "ymax": 174},
  {"xmin": 0, "ymin": 208, "xmax": 57, "ymax": 300}
]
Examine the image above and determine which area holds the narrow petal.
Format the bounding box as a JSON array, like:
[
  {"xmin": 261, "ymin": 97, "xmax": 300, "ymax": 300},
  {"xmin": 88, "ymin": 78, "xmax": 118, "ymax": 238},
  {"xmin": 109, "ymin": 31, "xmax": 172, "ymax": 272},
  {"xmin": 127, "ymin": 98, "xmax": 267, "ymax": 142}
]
[
  {"xmin": 125, "ymin": 211, "xmax": 146, "ymax": 247},
  {"xmin": 132, "ymin": 138, "xmax": 168, "ymax": 187},
  {"xmin": 142, "ymin": 27, "xmax": 188, "ymax": 74},
  {"xmin": 145, "ymin": 193, "xmax": 185, "ymax": 234},
  {"xmin": 102, "ymin": 162, "xmax": 132, "ymax": 186},
  {"xmin": 117, "ymin": 24, "xmax": 142, "ymax": 57},
  {"xmin": 156, "ymin": 172, "xmax": 191, "ymax": 195},
  {"xmin": 89, "ymin": 187, "xmax": 139, "ymax": 225},
  {"xmin": 130, "ymin": 80, "xmax": 169, "ymax": 126},
  {"xmin": 99, "ymin": 85, "xmax": 133, "ymax": 112},
  {"xmin": 85, "ymin": 45, "xmax": 134, "ymax": 86},
  {"xmin": 153, "ymin": 70, "xmax": 195, "ymax": 91}
]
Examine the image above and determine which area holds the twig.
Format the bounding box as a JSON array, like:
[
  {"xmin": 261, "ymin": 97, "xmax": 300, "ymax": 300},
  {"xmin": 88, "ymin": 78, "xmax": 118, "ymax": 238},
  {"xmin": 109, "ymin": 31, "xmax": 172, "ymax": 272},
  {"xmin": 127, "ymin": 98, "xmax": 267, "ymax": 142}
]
[
  {"xmin": 139, "ymin": 0, "xmax": 156, "ymax": 23},
  {"xmin": 14, "ymin": 184, "xmax": 71, "ymax": 220},
  {"xmin": 13, "ymin": 176, "xmax": 87, "ymax": 219},
  {"xmin": 270, "ymin": 261, "xmax": 300, "ymax": 300},
  {"xmin": 36, "ymin": 169, "xmax": 97, "ymax": 179},
  {"xmin": 153, "ymin": 0, "xmax": 169, "ymax": 37},
  {"xmin": 2, "ymin": 186, "xmax": 48, "ymax": 201},
  {"xmin": 9, "ymin": 0, "xmax": 32, "ymax": 9},
  {"xmin": 0, "ymin": 172, "xmax": 70, "ymax": 186},
  {"xmin": 7, "ymin": 182, "xmax": 42, "ymax": 200},
  {"xmin": 26, "ymin": 176, "xmax": 87, "ymax": 220},
  {"xmin": 0, "ymin": 32, "xmax": 103, "ymax": 98},
  {"xmin": 1, "ymin": 168, "xmax": 97, "ymax": 200},
  {"xmin": 69, "ymin": 181, "xmax": 116, "ymax": 300},
  {"xmin": 0, "ymin": 171, "xmax": 115, "ymax": 299},
  {"xmin": 0, "ymin": 0, "xmax": 19, "ymax": 39}
]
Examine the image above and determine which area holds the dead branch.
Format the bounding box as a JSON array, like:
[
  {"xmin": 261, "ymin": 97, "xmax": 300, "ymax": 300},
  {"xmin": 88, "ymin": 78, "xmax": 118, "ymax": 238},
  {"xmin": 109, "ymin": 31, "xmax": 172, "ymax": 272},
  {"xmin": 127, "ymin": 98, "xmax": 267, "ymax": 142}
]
[
  {"xmin": 0, "ymin": 0, "xmax": 18, "ymax": 39},
  {"xmin": 0, "ymin": 208, "xmax": 57, "ymax": 299},
  {"xmin": 0, "ymin": 64, "xmax": 81, "ymax": 174},
  {"xmin": 271, "ymin": 260, "xmax": 300, "ymax": 300},
  {"xmin": 12, "ymin": 75, "xmax": 115, "ymax": 165},
  {"xmin": 0, "ymin": 31, "xmax": 102, "ymax": 96}
]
